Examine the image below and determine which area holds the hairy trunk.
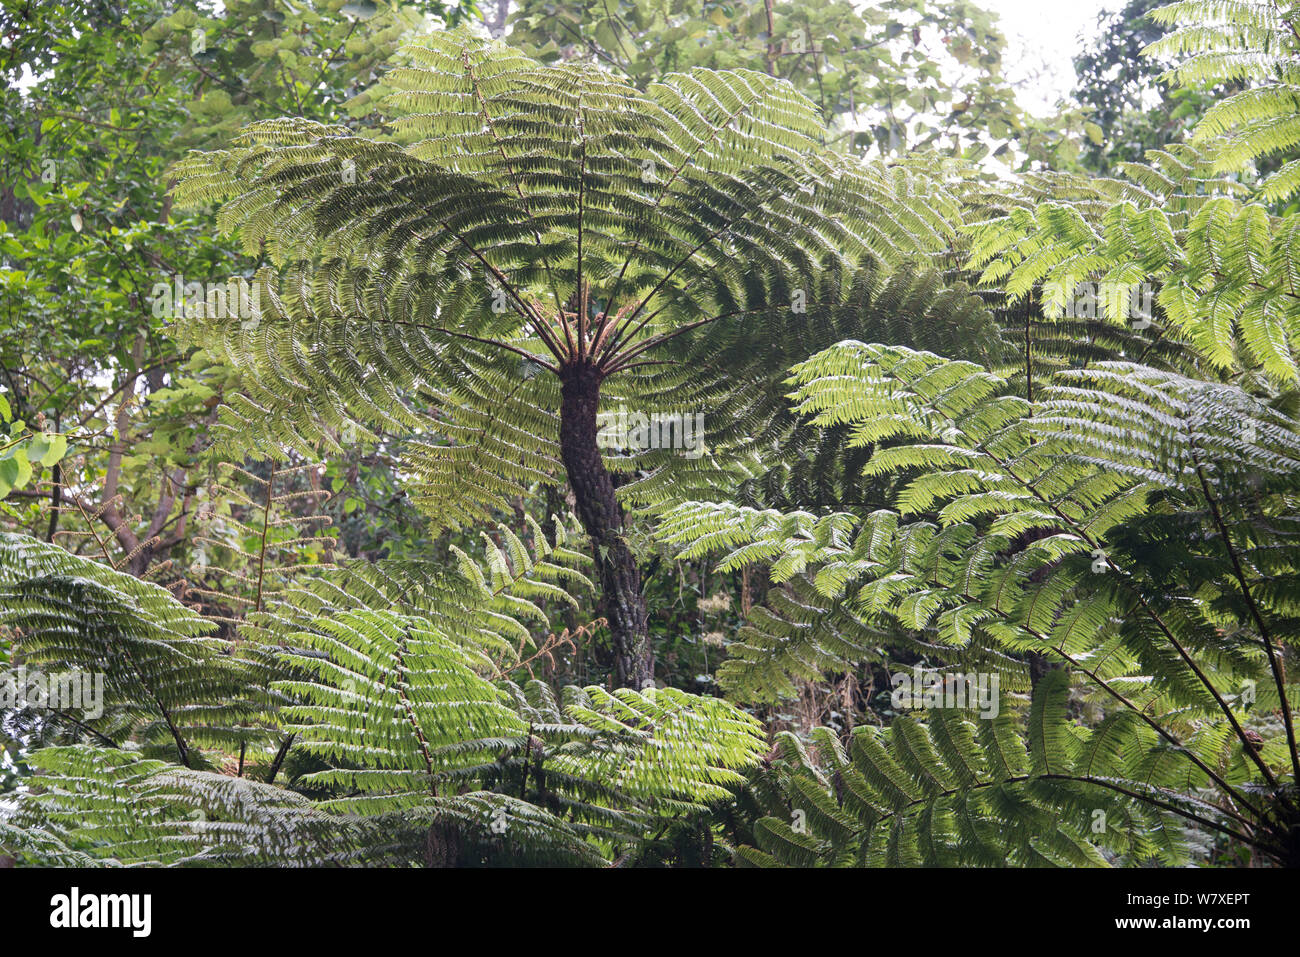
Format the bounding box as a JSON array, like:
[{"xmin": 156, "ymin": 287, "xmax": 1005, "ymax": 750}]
[{"xmin": 558, "ymin": 361, "xmax": 651, "ymax": 689}]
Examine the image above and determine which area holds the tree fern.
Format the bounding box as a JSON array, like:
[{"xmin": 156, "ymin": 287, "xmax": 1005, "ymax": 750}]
[
  {"xmin": 1145, "ymin": 0, "xmax": 1300, "ymax": 202},
  {"xmin": 736, "ymin": 676, "xmax": 1217, "ymax": 867},
  {"xmin": 660, "ymin": 340, "xmax": 1300, "ymax": 862},
  {"xmin": 0, "ymin": 533, "xmax": 269, "ymax": 767},
  {"xmin": 168, "ymin": 28, "xmax": 973, "ymax": 686},
  {"xmin": 2, "ymin": 519, "xmax": 766, "ymax": 866}
]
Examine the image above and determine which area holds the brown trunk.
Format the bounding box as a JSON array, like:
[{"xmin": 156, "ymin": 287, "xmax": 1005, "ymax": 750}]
[{"xmin": 558, "ymin": 361, "xmax": 651, "ymax": 689}]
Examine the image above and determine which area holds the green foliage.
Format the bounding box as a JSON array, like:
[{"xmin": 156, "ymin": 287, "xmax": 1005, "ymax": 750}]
[
  {"xmin": 1, "ymin": 516, "xmax": 766, "ymax": 866},
  {"xmin": 167, "ymin": 29, "xmax": 970, "ymax": 529},
  {"xmin": 1072, "ymin": 0, "xmax": 1202, "ymax": 172},
  {"xmin": 136, "ymin": 0, "xmax": 437, "ymax": 150},
  {"xmin": 0, "ymin": 533, "xmax": 269, "ymax": 764},
  {"xmin": 1146, "ymin": 0, "xmax": 1300, "ymax": 202},
  {"xmin": 0, "ymin": 0, "xmax": 450, "ymax": 581},
  {"xmin": 660, "ymin": 340, "xmax": 1300, "ymax": 863},
  {"xmin": 8, "ymin": 0, "xmax": 1300, "ymax": 872},
  {"xmin": 271, "ymin": 604, "xmax": 761, "ymax": 845},
  {"xmin": 738, "ymin": 679, "xmax": 1198, "ymax": 866},
  {"xmin": 965, "ymin": 143, "xmax": 1300, "ymax": 382},
  {"xmin": 505, "ymin": 0, "xmax": 1030, "ymax": 162},
  {"xmin": 258, "ymin": 513, "xmax": 593, "ymax": 663},
  {"xmin": 0, "ymin": 405, "xmax": 69, "ymax": 503},
  {"xmin": 966, "ymin": 2, "xmax": 1300, "ymax": 386},
  {"xmin": 5, "ymin": 746, "xmax": 365, "ymax": 866}
]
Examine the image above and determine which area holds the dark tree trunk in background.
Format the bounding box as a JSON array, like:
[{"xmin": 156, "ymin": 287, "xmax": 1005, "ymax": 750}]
[{"xmin": 558, "ymin": 361, "xmax": 651, "ymax": 689}]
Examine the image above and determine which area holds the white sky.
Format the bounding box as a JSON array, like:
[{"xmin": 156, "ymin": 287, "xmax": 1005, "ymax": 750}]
[{"xmin": 978, "ymin": 0, "xmax": 1117, "ymax": 115}]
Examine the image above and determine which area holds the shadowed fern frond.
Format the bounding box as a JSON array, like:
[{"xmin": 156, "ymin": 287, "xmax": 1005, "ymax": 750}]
[
  {"xmin": 736, "ymin": 674, "xmax": 1218, "ymax": 867},
  {"xmin": 0, "ymin": 534, "xmax": 270, "ymax": 766}
]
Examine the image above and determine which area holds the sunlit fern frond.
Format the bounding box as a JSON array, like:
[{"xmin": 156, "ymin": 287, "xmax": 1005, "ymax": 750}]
[
  {"xmin": 657, "ymin": 343, "xmax": 1300, "ymax": 853},
  {"xmin": 1146, "ymin": 0, "xmax": 1300, "ymax": 202},
  {"xmin": 254, "ymin": 513, "xmax": 593, "ymax": 665},
  {"xmin": 259, "ymin": 604, "xmax": 765, "ymax": 861},
  {"xmin": 964, "ymin": 143, "xmax": 1300, "ymax": 383}
]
